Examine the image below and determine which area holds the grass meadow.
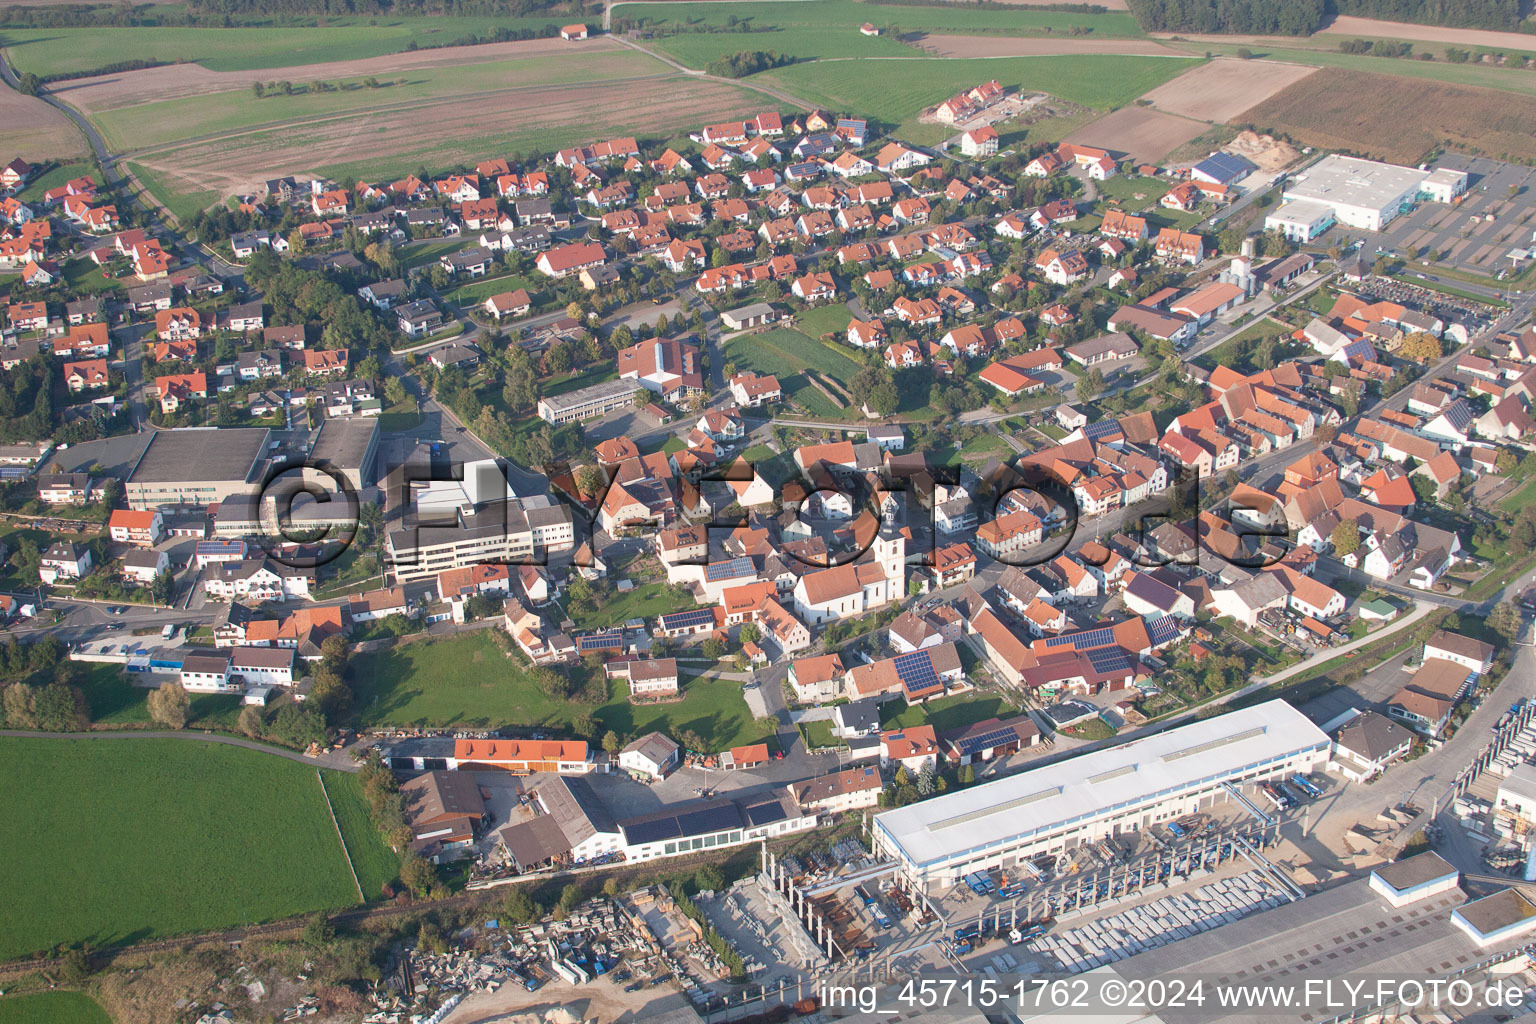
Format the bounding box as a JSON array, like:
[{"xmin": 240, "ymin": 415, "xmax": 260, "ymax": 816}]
[
  {"xmin": 722, "ymin": 327, "xmax": 862, "ymax": 418},
  {"xmin": 0, "ymin": 17, "xmax": 574, "ymax": 76},
  {"xmin": 0, "ymin": 993, "xmax": 111, "ymax": 1024},
  {"xmin": 347, "ymin": 632, "xmax": 771, "ymax": 747},
  {"xmin": 760, "ymin": 55, "xmax": 1201, "ymax": 130},
  {"xmin": 320, "ymin": 771, "xmax": 402, "ymax": 900},
  {"xmin": 0, "ymin": 738, "xmax": 363, "ymax": 959}
]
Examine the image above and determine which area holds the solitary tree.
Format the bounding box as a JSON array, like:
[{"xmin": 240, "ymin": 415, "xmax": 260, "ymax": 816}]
[
  {"xmin": 147, "ymin": 681, "xmax": 191, "ymax": 729},
  {"xmin": 1331, "ymin": 519, "xmax": 1361, "ymax": 557}
]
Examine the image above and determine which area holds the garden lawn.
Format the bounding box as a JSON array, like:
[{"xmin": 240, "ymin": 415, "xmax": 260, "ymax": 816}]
[
  {"xmin": 75, "ymin": 662, "xmax": 244, "ymax": 727},
  {"xmin": 799, "ymin": 717, "xmax": 843, "ymax": 750},
  {"xmin": 1093, "ymin": 173, "xmax": 1170, "ymax": 208},
  {"xmin": 602, "ymin": 673, "xmax": 773, "ymax": 750},
  {"xmin": 401, "ymin": 239, "xmax": 468, "ymax": 271},
  {"xmin": 1, "ymin": 17, "xmax": 575, "ymax": 77},
  {"xmin": 448, "ymin": 272, "xmax": 541, "ymax": 308},
  {"xmin": 565, "ymin": 580, "xmax": 693, "ymax": 632},
  {"xmin": 761, "ymin": 55, "xmax": 1199, "ymax": 130},
  {"xmin": 0, "ymin": 993, "xmax": 110, "ymax": 1024},
  {"xmin": 347, "ymin": 633, "xmax": 768, "ymax": 746},
  {"xmin": 878, "ymin": 692, "xmax": 1015, "ymax": 732},
  {"xmin": 320, "ymin": 770, "xmax": 402, "ymax": 900},
  {"xmin": 722, "ymin": 327, "xmax": 860, "ymax": 419},
  {"xmin": 0, "ymin": 737, "xmax": 361, "ymax": 959},
  {"xmin": 14, "ymin": 160, "xmax": 95, "ymax": 203}
]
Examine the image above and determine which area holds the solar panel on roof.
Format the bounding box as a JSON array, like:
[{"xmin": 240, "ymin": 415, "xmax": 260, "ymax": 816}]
[
  {"xmin": 660, "ymin": 607, "xmax": 716, "ymax": 630},
  {"xmin": 1082, "ymin": 420, "xmax": 1121, "ymax": 441},
  {"xmin": 893, "ymin": 650, "xmax": 941, "ymax": 696},
  {"xmin": 579, "ymin": 631, "xmax": 623, "ymax": 652},
  {"xmin": 1085, "ymin": 647, "xmax": 1133, "ymax": 675},
  {"xmin": 1043, "ymin": 626, "xmax": 1114, "ymax": 650},
  {"xmin": 955, "ymin": 725, "xmax": 1020, "ymax": 756},
  {"xmin": 1147, "ymin": 617, "xmax": 1180, "ymax": 646},
  {"xmin": 704, "ymin": 557, "xmax": 755, "ymax": 582}
]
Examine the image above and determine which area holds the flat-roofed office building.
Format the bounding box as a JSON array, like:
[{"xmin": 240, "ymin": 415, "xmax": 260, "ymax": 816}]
[{"xmin": 872, "ymin": 699, "xmax": 1330, "ymax": 892}]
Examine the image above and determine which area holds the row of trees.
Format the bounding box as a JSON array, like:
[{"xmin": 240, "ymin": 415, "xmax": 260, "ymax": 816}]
[{"xmin": 1127, "ymin": 0, "xmax": 1519, "ymax": 33}]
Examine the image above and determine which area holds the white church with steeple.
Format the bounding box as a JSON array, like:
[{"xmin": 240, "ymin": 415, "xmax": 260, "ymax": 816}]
[{"xmin": 792, "ymin": 529, "xmax": 906, "ymax": 625}]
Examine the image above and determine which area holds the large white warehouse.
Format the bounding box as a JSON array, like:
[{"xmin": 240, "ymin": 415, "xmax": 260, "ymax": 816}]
[
  {"xmin": 1265, "ymin": 155, "xmax": 1467, "ymax": 240},
  {"xmin": 872, "ymin": 699, "xmax": 1330, "ymax": 892}
]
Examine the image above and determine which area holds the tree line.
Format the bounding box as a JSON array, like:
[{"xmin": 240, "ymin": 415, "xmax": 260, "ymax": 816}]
[
  {"xmin": 704, "ymin": 49, "xmax": 793, "ymax": 79},
  {"xmin": 1126, "ymin": 0, "xmax": 1520, "ymax": 34}
]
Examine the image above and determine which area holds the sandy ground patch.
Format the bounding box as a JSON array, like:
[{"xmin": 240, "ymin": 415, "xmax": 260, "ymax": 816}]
[
  {"xmin": 51, "ymin": 36, "xmax": 622, "ymax": 113},
  {"xmin": 135, "ymin": 75, "xmax": 761, "ymax": 198},
  {"xmin": 1317, "ymin": 15, "xmax": 1536, "ymax": 52},
  {"xmin": 912, "ymin": 33, "xmax": 1176, "ymax": 57},
  {"xmin": 1139, "ymin": 57, "xmax": 1319, "ymax": 122},
  {"xmin": 0, "ymin": 83, "xmax": 88, "ymax": 160},
  {"xmin": 1062, "ymin": 104, "xmax": 1208, "ymax": 163},
  {"xmin": 443, "ymin": 976, "xmax": 695, "ymax": 1024}
]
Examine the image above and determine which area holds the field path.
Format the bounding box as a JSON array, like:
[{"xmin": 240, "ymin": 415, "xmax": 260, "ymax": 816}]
[
  {"xmin": 1316, "ymin": 15, "xmax": 1536, "ymax": 51},
  {"xmin": 910, "ymin": 34, "xmax": 1184, "ymax": 58},
  {"xmin": 0, "ymin": 728, "xmax": 361, "ymax": 770},
  {"xmin": 608, "ymin": 32, "xmax": 813, "ymax": 109}
]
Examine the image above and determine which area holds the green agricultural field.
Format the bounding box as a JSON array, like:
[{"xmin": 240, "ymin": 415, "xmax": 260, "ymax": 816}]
[
  {"xmin": 93, "ymin": 51, "xmax": 669, "ymax": 154},
  {"xmin": 761, "ymin": 55, "xmax": 1200, "ymax": 130},
  {"xmin": 0, "ymin": 738, "xmax": 362, "ymax": 959},
  {"xmin": 0, "ymin": 992, "xmax": 111, "ymax": 1024},
  {"xmin": 126, "ymin": 161, "xmax": 221, "ymax": 224},
  {"xmin": 723, "ymin": 327, "xmax": 861, "ymax": 418},
  {"xmin": 320, "ymin": 771, "xmax": 402, "ymax": 900},
  {"xmin": 0, "ymin": 17, "xmax": 573, "ymax": 77},
  {"xmin": 348, "ymin": 632, "xmax": 769, "ymax": 747},
  {"xmin": 620, "ymin": 0, "xmax": 1144, "ymax": 65}
]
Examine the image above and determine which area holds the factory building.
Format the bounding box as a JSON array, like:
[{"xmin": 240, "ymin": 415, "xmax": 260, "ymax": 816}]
[
  {"xmin": 1266, "ymin": 155, "xmax": 1465, "ymax": 242},
  {"xmin": 871, "ymin": 700, "xmax": 1330, "ymax": 892}
]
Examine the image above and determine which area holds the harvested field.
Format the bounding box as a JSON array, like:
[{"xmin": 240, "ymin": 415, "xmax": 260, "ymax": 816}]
[
  {"xmin": 86, "ymin": 51, "xmax": 668, "ymax": 154},
  {"xmin": 1239, "ymin": 66, "xmax": 1536, "ymax": 166},
  {"xmin": 1317, "ymin": 15, "xmax": 1536, "ymax": 52},
  {"xmin": 134, "ymin": 75, "xmax": 766, "ymax": 200},
  {"xmin": 52, "ymin": 36, "xmax": 622, "ymax": 113},
  {"xmin": 1140, "ymin": 57, "xmax": 1319, "ymax": 123},
  {"xmin": 0, "ymin": 83, "xmax": 88, "ymax": 161},
  {"xmin": 1063, "ymin": 104, "xmax": 1207, "ymax": 163},
  {"xmin": 914, "ymin": 34, "xmax": 1181, "ymax": 58}
]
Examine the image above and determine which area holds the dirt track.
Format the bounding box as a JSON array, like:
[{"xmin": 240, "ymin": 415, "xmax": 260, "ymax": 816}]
[
  {"xmin": 51, "ymin": 36, "xmax": 623, "ymax": 112},
  {"xmin": 1064, "ymin": 105, "xmax": 1208, "ymax": 163},
  {"xmin": 1139, "ymin": 57, "xmax": 1320, "ymax": 123},
  {"xmin": 0, "ymin": 81, "xmax": 88, "ymax": 159},
  {"xmin": 912, "ymin": 34, "xmax": 1182, "ymax": 58},
  {"xmin": 1317, "ymin": 15, "xmax": 1536, "ymax": 51}
]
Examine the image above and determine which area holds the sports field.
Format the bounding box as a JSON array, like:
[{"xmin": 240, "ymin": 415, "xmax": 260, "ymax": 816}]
[
  {"xmin": 348, "ymin": 632, "xmax": 771, "ymax": 747},
  {"xmin": 723, "ymin": 327, "xmax": 862, "ymax": 418},
  {"xmin": 0, "ymin": 737, "xmax": 366, "ymax": 959}
]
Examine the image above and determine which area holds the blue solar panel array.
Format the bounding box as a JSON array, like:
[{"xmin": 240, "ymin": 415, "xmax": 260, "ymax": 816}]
[
  {"xmin": 578, "ymin": 631, "xmax": 623, "ymax": 652},
  {"xmin": 660, "ymin": 607, "xmax": 716, "ymax": 631},
  {"xmin": 1082, "ymin": 420, "xmax": 1122, "ymax": 442},
  {"xmin": 704, "ymin": 557, "xmax": 755, "ymax": 583},
  {"xmin": 1042, "ymin": 625, "xmax": 1114, "ymax": 650},
  {"xmin": 954, "ymin": 724, "xmax": 1024, "ymax": 757},
  {"xmin": 893, "ymin": 650, "xmax": 942, "ymax": 697},
  {"xmin": 1085, "ymin": 646, "xmax": 1134, "ymax": 676},
  {"xmin": 1147, "ymin": 616, "xmax": 1181, "ymax": 647}
]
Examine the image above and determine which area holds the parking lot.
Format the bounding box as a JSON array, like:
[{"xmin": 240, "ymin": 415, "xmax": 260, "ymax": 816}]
[{"xmin": 1374, "ymin": 154, "xmax": 1536, "ymax": 278}]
